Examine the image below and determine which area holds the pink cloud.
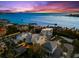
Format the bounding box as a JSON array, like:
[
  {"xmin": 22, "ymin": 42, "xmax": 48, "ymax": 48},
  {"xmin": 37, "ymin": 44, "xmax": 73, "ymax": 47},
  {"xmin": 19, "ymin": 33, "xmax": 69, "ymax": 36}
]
[{"xmin": 32, "ymin": 2, "xmax": 79, "ymax": 13}]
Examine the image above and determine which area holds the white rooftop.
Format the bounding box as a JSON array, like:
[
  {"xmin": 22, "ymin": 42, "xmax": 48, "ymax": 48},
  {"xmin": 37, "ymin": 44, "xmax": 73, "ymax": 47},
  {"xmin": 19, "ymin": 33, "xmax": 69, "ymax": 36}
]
[
  {"xmin": 42, "ymin": 28, "xmax": 53, "ymax": 31},
  {"xmin": 31, "ymin": 34, "xmax": 40, "ymax": 43},
  {"xmin": 60, "ymin": 36, "xmax": 74, "ymax": 43}
]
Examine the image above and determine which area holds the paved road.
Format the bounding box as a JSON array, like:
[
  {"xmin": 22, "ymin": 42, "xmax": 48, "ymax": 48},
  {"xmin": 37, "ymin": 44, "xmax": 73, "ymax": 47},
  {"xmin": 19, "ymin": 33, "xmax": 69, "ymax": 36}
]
[{"xmin": 0, "ymin": 32, "xmax": 20, "ymax": 39}]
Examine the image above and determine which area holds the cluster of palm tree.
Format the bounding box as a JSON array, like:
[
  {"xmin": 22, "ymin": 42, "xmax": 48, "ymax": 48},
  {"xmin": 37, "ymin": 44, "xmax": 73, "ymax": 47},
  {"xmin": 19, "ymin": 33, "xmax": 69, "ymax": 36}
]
[
  {"xmin": 6, "ymin": 25, "xmax": 18, "ymax": 35},
  {"xmin": 0, "ymin": 37, "xmax": 17, "ymax": 58}
]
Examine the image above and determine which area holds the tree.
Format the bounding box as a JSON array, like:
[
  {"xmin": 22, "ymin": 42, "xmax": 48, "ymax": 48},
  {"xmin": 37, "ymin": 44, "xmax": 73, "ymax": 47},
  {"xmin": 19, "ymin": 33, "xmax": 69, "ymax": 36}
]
[
  {"xmin": 28, "ymin": 25, "xmax": 34, "ymax": 31},
  {"xmin": 6, "ymin": 26, "xmax": 18, "ymax": 35}
]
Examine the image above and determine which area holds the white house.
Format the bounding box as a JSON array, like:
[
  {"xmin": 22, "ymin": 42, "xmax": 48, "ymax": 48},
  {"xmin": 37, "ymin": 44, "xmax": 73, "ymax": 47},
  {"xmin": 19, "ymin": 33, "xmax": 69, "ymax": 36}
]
[
  {"xmin": 41, "ymin": 28, "xmax": 53, "ymax": 40},
  {"xmin": 16, "ymin": 32, "xmax": 32, "ymax": 43},
  {"xmin": 37, "ymin": 35, "xmax": 48, "ymax": 45},
  {"xmin": 31, "ymin": 34, "xmax": 40, "ymax": 44},
  {"xmin": 31, "ymin": 34, "xmax": 48, "ymax": 45}
]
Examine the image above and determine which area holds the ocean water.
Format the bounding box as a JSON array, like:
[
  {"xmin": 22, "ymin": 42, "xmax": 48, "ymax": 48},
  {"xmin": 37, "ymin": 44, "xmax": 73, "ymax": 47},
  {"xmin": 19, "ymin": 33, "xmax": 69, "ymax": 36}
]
[{"xmin": 0, "ymin": 13, "xmax": 79, "ymax": 29}]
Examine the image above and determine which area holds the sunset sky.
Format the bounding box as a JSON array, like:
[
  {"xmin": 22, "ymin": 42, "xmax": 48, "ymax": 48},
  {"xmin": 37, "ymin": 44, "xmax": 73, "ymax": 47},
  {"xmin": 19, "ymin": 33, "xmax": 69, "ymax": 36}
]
[{"xmin": 0, "ymin": 1, "xmax": 79, "ymax": 13}]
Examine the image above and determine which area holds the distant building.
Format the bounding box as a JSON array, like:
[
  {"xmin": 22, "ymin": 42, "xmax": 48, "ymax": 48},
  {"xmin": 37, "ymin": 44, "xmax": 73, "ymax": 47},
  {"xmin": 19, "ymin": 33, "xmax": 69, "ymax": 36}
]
[
  {"xmin": 5, "ymin": 23, "xmax": 14, "ymax": 27},
  {"xmin": 41, "ymin": 28, "xmax": 53, "ymax": 40},
  {"xmin": 17, "ymin": 25, "xmax": 28, "ymax": 31},
  {"xmin": 0, "ymin": 19, "xmax": 9, "ymax": 23}
]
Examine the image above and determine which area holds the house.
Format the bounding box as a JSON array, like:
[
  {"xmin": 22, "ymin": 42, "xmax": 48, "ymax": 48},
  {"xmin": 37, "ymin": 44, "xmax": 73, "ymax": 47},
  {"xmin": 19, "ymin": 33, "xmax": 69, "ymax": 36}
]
[
  {"xmin": 16, "ymin": 32, "xmax": 32, "ymax": 43},
  {"xmin": 42, "ymin": 41, "xmax": 57, "ymax": 55},
  {"xmin": 32, "ymin": 34, "xmax": 48, "ymax": 45},
  {"xmin": 31, "ymin": 34, "xmax": 40, "ymax": 44},
  {"xmin": 37, "ymin": 35, "xmax": 47, "ymax": 45},
  {"xmin": 42, "ymin": 41, "xmax": 63, "ymax": 58},
  {"xmin": 51, "ymin": 47, "xmax": 63, "ymax": 58},
  {"xmin": 41, "ymin": 28, "xmax": 53, "ymax": 40}
]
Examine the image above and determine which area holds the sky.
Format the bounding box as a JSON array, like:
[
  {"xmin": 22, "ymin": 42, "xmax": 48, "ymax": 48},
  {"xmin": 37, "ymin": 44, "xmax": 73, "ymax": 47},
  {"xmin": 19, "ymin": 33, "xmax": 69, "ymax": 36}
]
[{"xmin": 0, "ymin": 1, "xmax": 79, "ymax": 13}]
